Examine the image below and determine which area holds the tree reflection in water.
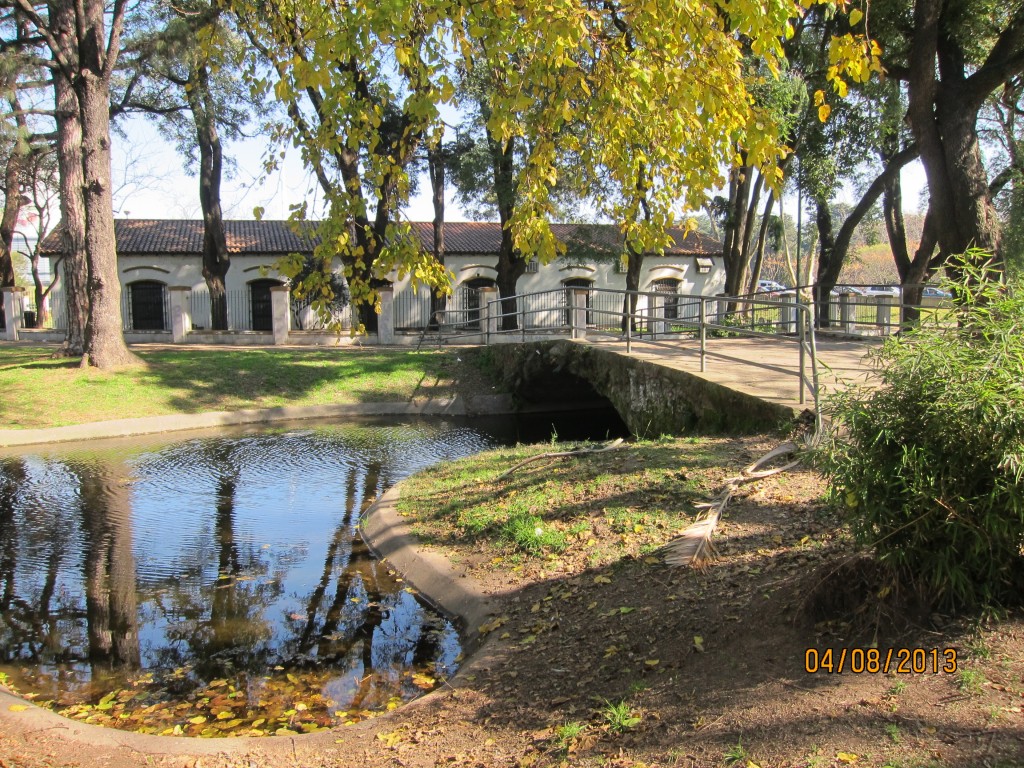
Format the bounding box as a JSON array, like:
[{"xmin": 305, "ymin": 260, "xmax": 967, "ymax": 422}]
[{"xmin": 0, "ymin": 421, "xmax": 477, "ymax": 730}]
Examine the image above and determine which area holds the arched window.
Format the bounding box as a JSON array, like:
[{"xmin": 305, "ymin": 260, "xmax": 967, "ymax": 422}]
[
  {"xmin": 127, "ymin": 280, "xmax": 167, "ymax": 331},
  {"xmin": 248, "ymin": 279, "xmax": 282, "ymax": 331},
  {"xmin": 651, "ymin": 278, "xmax": 681, "ymax": 320}
]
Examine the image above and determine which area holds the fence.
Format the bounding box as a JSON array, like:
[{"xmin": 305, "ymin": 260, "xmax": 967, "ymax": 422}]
[
  {"xmin": 188, "ymin": 288, "xmax": 257, "ymax": 331},
  {"xmin": 392, "ymin": 284, "xmax": 483, "ymax": 331},
  {"xmin": 291, "ymin": 295, "xmax": 352, "ymax": 331},
  {"xmin": 19, "ymin": 285, "xmax": 68, "ymax": 330}
]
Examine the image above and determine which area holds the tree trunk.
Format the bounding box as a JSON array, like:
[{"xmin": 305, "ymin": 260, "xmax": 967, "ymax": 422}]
[
  {"xmin": 620, "ymin": 246, "xmax": 643, "ymax": 333},
  {"xmin": 78, "ymin": 73, "xmax": 137, "ymax": 368},
  {"xmin": 427, "ymin": 145, "xmax": 446, "ymax": 329},
  {"xmin": 0, "ymin": 106, "xmax": 24, "ymax": 288},
  {"xmin": 50, "ymin": 20, "xmax": 88, "ymax": 357},
  {"xmin": 814, "ymin": 144, "xmax": 919, "ymax": 323},
  {"xmin": 189, "ymin": 63, "xmax": 231, "ymax": 330},
  {"xmin": 75, "ymin": 11, "xmax": 138, "ymax": 369},
  {"xmin": 904, "ymin": 0, "xmax": 1010, "ymax": 266},
  {"xmin": 491, "ymin": 135, "xmax": 524, "ymax": 330},
  {"xmin": 746, "ymin": 192, "xmax": 776, "ymax": 295}
]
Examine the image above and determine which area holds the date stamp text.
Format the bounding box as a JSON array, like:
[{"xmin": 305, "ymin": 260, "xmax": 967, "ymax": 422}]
[{"xmin": 804, "ymin": 647, "xmax": 957, "ymax": 675}]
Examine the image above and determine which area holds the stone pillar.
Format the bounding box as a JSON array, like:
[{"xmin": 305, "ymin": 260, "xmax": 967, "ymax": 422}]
[
  {"xmin": 2, "ymin": 286, "xmax": 25, "ymax": 341},
  {"xmin": 571, "ymin": 288, "xmax": 588, "ymax": 339},
  {"xmin": 875, "ymin": 295, "xmax": 894, "ymax": 336},
  {"xmin": 652, "ymin": 293, "xmax": 668, "ymax": 339},
  {"xmin": 168, "ymin": 286, "xmax": 192, "ymax": 343},
  {"xmin": 377, "ymin": 286, "xmax": 395, "ymax": 345},
  {"xmin": 270, "ymin": 285, "xmax": 291, "ymax": 345},
  {"xmin": 839, "ymin": 291, "xmax": 856, "ymax": 334},
  {"xmin": 479, "ymin": 286, "xmax": 499, "ymax": 341},
  {"xmin": 779, "ymin": 291, "xmax": 797, "ymax": 334}
]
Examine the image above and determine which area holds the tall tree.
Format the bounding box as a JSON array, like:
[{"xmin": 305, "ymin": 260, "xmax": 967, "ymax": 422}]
[
  {"xmin": 231, "ymin": 0, "xmax": 450, "ymax": 332},
  {"xmin": 886, "ymin": 0, "xmax": 1024, "ymax": 265},
  {"xmin": 14, "ymin": 0, "xmax": 138, "ymax": 367},
  {"xmin": 116, "ymin": 1, "xmax": 261, "ymax": 330}
]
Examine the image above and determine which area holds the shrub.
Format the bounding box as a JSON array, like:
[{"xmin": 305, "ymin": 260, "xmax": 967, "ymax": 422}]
[{"xmin": 815, "ymin": 252, "xmax": 1024, "ymax": 609}]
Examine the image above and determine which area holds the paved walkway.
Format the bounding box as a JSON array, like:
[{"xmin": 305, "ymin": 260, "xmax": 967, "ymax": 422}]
[{"xmin": 582, "ymin": 332, "xmax": 879, "ymax": 414}]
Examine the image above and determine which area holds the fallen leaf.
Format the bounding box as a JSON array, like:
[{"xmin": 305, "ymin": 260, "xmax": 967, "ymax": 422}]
[{"xmin": 837, "ymin": 752, "xmax": 859, "ymax": 763}]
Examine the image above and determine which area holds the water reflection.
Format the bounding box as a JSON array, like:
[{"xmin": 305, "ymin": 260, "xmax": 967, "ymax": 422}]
[{"xmin": 0, "ymin": 419, "xmax": 496, "ymax": 731}]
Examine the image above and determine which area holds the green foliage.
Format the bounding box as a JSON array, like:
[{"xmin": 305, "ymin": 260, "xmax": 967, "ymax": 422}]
[
  {"xmin": 499, "ymin": 512, "xmax": 567, "ymax": 555},
  {"xmin": 956, "ymin": 668, "xmax": 985, "ymax": 694},
  {"xmin": 723, "ymin": 740, "xmax": 749, "ymax": 765},
  {"xmin": 599, "ymin": 699, "xmax": 641, "ymax": 733},
  {"xmin": 554, "ymin": 720, "xmax": 586, "ymax": 748},
  {"xmin": 815, "ymin": 252, "xmax": 1024, "ymax": 609}
]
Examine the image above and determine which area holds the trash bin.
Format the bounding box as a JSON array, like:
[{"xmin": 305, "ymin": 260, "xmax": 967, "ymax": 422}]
[{"xmin": 24, "ymin": 310, "xmax": 36, "ymax": 328}]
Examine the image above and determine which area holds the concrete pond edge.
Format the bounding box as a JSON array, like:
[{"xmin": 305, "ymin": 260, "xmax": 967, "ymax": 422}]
[{"xmin": 0, "ymin": 401, "xmax": 515, "ymax": 762}]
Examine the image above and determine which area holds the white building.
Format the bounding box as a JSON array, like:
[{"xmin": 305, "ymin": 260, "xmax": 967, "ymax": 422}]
[{"xmin": 27, "ymin": 219, "xmax": 725, "ymax": 343}]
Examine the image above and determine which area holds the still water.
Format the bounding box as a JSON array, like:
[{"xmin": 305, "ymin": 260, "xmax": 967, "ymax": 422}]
[{"xmin": 0, "ymin": 411, "xmax": 626, "ymax": 735}]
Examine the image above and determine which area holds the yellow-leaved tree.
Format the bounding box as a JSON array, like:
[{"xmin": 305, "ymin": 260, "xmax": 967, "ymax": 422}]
[{"xmin": 228, "ymin": 0, "xmax": 878, "ymax": 327}]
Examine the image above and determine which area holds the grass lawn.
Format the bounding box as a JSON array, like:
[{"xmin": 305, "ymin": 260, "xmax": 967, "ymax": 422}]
[{"xmin": 0, "ymin": 344, "xmax": 474, "ymax": 429}]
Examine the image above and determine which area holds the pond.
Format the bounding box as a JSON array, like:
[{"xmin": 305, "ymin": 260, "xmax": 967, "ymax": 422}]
[{"xmin": 0, "ymin": 409, "xmax": 627, "ymax": 736}]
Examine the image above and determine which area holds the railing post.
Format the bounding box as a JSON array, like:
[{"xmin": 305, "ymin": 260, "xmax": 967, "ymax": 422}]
[
  {"xmin": 168, "ymin": 286, "xmax": 192, "ymax": 343},
  {"xmin": 2, "ymin": 286, "xmax": 25, "ymax": 341},
  {"xmin": 376, "ymin": 286, "xmax": 395, "ymax": 345},
  {"xmin": 270, "ymin": 285, "xmax": 291, "ymax": 345},
  {"xmin": 479, "ymin": 286, "xmax": 498, "ymax": 344},
  {"xmin": 839, "ymin": 291, "xmax": 856, "ymax": 334},
  {"xmin": 652, "ymin": 293, "xmax": 668, "ymax": 339},
  {"xmin": 571, "ymin": 288, "xmax": 588, "ymax": 340},
  {"xmin": 520, "ymin": 298, "xmax": 526, "ymax": 343},
  {"xmin": 699, "ymin": 296, "xmax": 707, "ymax": 372},
  {"xmin": 875, "ymin": 295, "xmax": 894, "ymax": 336},
  {"xmin": 798, "ymin": 306, "xmax": 807, "ymax": 405},
  {"xmin": 779, "ymin": 291, "xmax": 797, "ymax": 334}
]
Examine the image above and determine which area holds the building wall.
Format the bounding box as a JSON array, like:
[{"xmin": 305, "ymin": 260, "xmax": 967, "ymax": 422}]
[{"xmin": 118, "ymin": 254, "xmax": 289, "ymax": 294}]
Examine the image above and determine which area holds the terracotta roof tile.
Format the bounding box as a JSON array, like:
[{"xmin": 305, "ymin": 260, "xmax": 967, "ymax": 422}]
[
  {"xmin": 407, "ymin": 221, "xmax": 721, "ymax": 256},
  {"xmin": 40, "ymin": 219, "xmax": 318, "ymax": 255},
  {"xmin": 40, "ymin": 219, "xmax": 721, "ymax": 257}
]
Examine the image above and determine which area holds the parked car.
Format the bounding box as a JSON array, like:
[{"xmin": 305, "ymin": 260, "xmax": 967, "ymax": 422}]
[
  {"xmin": 863, "ymin": 284, "xmax": 901, "ymax": 297},
  {"xmin": 756, "ymin": 279, "xmax": 789, "ymax": 295},
  {"xmin": 831, "ymin": 285, "xmax": 867, "ymax": 296},
  {"xmin": 921, "ymin": 286, "xmax": 952, "ymax": 298}
]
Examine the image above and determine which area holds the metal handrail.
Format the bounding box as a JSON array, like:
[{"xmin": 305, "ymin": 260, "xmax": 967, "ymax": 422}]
[{"xmin": 478, "ymin": 287, "xmax": 820, "ymax": 408}]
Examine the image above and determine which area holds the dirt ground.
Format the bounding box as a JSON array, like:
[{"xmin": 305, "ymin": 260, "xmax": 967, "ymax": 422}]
[{"xmin": 2, "ymin": 437, "xmax": 1023, "ymax": 768}]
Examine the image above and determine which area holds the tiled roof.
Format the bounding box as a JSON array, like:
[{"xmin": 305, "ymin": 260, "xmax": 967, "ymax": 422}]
[
  {"xmin": 407, "ymin": 221, "xmax": 722, "ymax": 256},
  {"xmin": 40, "ymin": 218, "xmax": 721, "ymax": 257},
  {"xmin": 40, "ymin": 219, "xmax": 319, "ymax": 255}
]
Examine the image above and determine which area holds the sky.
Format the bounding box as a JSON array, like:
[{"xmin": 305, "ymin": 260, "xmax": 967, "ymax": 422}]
[{"xmin": 110, "ymin": 113, "xmax": 931, "ymax": 227}]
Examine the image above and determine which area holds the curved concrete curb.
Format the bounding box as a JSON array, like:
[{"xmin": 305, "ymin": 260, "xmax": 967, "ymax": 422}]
[
  {"xmin": 0, "ymin": 394, "xmax": 515, "ymax": 447},
  {"xmin": 361, "ymin": 484, "xmax": 508, "ymax": 646}
]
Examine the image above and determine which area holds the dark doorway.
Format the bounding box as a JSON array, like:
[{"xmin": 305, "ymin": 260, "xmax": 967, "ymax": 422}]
[
  {"xmin": 462, "ymin": 277, "xmax": 495, "ymax": 329},
  {"xmin": 652, "ymin": 278, "xmax": 681, "ymax": 320},
  {"xmin": 128, "ymin": 281, "xmax": 167, "ymax": 331},
  {"xmin": 249, "ymin": 279, "xmax": 281, "ymax": 332},
  {"xmin": 563, "ymin": 278, "xmax": 593, "ymax": 326}
]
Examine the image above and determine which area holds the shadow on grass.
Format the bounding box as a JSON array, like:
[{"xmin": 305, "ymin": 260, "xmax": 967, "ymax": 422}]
[{"xmin": 133, "ymin": 348, "xmax": 459, "ymax": 414}]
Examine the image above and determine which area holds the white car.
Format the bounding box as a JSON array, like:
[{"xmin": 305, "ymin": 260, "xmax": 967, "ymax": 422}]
[
  {"xmin": 863, "ymin": 285, "xmax": 901, "ymax": 297},
  {"xmin": 757, "ymin": 279, "xmax": 788, "ymax": 295}
]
